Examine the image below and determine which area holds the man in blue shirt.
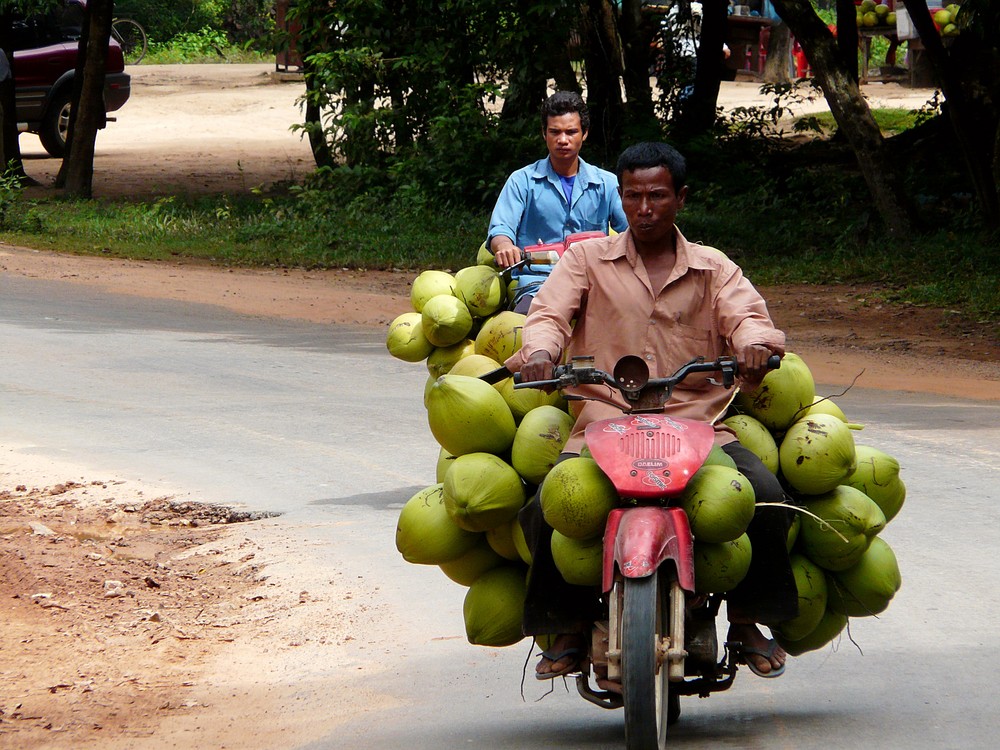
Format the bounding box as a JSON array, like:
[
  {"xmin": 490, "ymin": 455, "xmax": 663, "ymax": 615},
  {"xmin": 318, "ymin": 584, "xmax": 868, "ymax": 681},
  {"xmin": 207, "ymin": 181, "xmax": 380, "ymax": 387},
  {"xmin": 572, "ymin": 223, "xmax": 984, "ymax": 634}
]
[{"xmin": 487, "ymin": 91, "xmax": 628, "ymax": 312}]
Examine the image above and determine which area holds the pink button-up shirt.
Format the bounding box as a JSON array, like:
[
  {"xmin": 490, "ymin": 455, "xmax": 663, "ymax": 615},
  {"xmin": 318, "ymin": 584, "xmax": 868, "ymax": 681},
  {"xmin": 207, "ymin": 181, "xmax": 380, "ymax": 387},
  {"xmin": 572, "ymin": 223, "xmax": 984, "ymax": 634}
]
[{"xmin": 504, "ymin": 228, "xmax": 785, "ymax": 454}]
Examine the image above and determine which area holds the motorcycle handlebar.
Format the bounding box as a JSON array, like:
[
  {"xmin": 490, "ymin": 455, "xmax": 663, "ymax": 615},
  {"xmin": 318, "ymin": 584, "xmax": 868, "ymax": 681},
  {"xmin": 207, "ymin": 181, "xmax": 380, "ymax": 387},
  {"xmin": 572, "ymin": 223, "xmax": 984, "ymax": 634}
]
[{"xmin": 479, "ymin": 354, "xmax": 780, "ymax": 407}]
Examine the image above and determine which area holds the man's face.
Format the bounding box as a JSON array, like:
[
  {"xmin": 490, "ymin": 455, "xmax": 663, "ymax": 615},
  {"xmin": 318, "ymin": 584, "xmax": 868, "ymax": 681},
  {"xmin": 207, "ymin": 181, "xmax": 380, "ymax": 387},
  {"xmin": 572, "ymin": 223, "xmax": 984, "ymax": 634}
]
[
  {"xmin": 543, "ymin": 113, "xmax": 587, "ymax": 163},
  {"xmin": 619, "ymin": 166, "xmax": 687, "ymax": 247}
]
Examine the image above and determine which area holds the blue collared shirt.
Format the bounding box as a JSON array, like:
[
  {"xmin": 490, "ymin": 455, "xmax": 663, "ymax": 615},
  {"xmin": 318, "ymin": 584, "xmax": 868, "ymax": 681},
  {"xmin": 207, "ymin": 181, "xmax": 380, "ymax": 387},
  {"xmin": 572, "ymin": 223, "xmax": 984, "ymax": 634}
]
[{"xmin": 487, "ymin": 156, "xmax": 628, "ymax": 278}]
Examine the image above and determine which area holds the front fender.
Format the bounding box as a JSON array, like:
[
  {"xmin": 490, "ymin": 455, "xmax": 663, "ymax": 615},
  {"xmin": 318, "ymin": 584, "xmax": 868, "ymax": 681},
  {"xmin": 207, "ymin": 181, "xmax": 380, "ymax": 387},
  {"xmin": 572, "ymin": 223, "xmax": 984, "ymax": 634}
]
[{"xmin": 602, "ymin": 506, "xmax": 695, "ymax": 593}]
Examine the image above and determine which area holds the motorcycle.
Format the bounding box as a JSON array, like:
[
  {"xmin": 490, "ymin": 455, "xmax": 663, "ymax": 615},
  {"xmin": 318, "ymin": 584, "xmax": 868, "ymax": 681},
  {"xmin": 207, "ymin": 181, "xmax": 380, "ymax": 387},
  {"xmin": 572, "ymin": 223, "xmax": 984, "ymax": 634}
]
[
  {"xmin": 501, "ymin": 231, "xmax": 606, "ymax": 312},
  {"xmin": 485, "ymin": 352, "xmax": 780, "ymax": 749}
]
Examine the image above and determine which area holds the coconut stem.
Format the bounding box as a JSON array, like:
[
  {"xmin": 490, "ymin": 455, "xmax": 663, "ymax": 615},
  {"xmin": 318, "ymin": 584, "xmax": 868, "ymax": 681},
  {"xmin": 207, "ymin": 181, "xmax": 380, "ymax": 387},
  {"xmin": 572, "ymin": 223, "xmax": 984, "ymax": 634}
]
[{"xmin": 755, "ymin": 502, "xmax": 851, "ymax": 544}]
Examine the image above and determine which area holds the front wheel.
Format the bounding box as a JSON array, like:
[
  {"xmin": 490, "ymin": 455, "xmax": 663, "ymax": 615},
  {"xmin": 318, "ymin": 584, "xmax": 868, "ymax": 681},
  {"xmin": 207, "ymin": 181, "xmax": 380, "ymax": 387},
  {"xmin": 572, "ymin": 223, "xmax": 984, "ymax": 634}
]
[{"xmin": 621, "ymin": 573, "xmax": 670, "ymax": 750}]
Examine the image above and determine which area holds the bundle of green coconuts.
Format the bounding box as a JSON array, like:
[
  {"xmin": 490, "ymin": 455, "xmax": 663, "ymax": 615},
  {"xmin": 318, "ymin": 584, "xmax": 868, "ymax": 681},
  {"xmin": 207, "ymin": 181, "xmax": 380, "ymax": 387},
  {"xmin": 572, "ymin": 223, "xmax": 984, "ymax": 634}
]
[{"xmin": 388, "ymin": 249, "xmax": 904, "ymax": 655}]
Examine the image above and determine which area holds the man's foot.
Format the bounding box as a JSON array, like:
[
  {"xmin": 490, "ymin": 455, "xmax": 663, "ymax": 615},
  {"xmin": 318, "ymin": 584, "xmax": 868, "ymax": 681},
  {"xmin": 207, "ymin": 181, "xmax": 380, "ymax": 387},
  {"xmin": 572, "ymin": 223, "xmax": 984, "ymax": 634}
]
[
  {"xmin": 728, "ymin": 623, "xmax": 786, "ymax": 677},
  {"xmin": 535, "ymin": 633, "xmax": 586, "ymax": 680}
]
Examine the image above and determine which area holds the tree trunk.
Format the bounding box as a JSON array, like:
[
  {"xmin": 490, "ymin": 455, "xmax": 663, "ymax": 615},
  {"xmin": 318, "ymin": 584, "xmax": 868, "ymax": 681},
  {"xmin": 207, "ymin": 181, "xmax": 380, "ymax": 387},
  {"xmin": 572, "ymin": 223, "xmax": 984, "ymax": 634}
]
[
  {"xmin": 500, "ymin": 0, "xmax": 554, "ymax": 123},
  {"xmin": 57, "ymin": 0, "xmax": 114, "ymax": 197},
  {"xmin": 302, "ymin": 59, "xmax": 335, "ymax": 170},
  {"xmin": 904, "ymin": 0, "xmax": 999, "ymax": 229},
  {"xmin": 581, "ymin": 0, "xmax": 625, "ymax": 160},
  {"xmin": 770, "ymin": 0, "xmax": 914, "ymax": 236},
  {"xmin": 763, "ymin": 22, "xmax": 792, "ymax": 83},
  {"xmin": 835, "ymin": 0, "xmax": 858, "ymax": 80},
  {"xmin": 675, "ymin": 0, "xmax": 729, "ymax": 136},
  {"xmin": 618, "ymin": 0, "xmax": 656, "ymax": 134},
  {"xmin": 0, "ymin": 16, "xmax": 27, "ymax": 180}
]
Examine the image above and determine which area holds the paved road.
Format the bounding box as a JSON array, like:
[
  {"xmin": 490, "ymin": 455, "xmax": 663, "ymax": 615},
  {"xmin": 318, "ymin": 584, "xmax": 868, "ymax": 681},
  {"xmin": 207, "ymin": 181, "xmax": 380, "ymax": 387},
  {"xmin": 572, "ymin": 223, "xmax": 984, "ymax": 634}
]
[{"xmin": 3, "ymin": 273, "xmax": 999, "ymax": 749}]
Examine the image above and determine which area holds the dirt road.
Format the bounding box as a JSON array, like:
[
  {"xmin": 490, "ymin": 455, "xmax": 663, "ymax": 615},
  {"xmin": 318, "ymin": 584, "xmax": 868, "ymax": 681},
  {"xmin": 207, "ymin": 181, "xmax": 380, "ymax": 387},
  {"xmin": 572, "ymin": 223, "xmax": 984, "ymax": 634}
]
[
  {"xmin": 20, "ymin": 64, "xmax": 315, "ymax": 197},
  {"xmin": 2, "ymin": 65, "xmax": 994, "ymax": 749}
]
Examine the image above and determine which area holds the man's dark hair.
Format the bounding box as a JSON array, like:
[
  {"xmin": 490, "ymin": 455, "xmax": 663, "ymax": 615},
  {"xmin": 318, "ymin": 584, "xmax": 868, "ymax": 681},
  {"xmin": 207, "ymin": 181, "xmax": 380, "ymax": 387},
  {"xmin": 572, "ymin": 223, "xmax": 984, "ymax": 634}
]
[
  {"xmin": 540, "ymin": 91, "xmax": 590, "ymax": 134},
  {"xmin": 616, "ymin": 142, "xmax": 687, "ymax": 190}
]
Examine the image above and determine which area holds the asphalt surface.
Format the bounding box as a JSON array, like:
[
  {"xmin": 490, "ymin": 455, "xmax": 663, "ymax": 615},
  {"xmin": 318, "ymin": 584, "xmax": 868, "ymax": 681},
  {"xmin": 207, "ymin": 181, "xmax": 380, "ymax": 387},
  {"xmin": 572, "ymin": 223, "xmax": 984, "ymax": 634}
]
[{"xmin": 2, "ymin": 273, "xmax": 999, "ymax": 749}]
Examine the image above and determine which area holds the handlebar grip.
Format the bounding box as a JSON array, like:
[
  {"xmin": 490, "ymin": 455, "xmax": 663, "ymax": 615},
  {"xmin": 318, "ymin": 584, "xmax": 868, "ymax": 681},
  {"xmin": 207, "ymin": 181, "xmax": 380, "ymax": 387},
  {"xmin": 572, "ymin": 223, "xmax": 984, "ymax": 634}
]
[{"xmin": 768, "ymin": 354, "xmax": 782, "ymax": 370}]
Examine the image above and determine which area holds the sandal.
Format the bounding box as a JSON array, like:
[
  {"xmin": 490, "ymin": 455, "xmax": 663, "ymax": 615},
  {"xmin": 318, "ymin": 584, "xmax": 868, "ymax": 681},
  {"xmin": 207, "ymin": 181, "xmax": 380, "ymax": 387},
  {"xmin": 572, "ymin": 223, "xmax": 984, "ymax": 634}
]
[
  {"xmin": 738, "ymin": 638, "xmax": 787, "ymax": 679},
  {"xmin": 535, "ymin": 647, "xmax": 585, "ymax": 680}
]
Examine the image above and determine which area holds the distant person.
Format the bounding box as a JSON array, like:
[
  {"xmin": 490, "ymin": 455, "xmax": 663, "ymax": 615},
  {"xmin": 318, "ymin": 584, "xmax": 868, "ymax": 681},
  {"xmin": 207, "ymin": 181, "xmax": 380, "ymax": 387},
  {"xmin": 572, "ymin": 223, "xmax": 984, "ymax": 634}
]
[{"xmin": 486, "ymin": 91, "xmax": 627, "ymax": 313}]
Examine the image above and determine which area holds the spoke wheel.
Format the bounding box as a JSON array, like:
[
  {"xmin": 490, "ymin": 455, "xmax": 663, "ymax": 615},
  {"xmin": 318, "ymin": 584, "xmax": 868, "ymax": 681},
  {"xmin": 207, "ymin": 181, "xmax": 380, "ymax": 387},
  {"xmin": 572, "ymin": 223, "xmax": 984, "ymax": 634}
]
[
  {"xmin": 621, "ymin": 573, "xmax": 670, "ymax": 750},
  {"xmin": 112, "ymin": 19, "xmax": 148, "ymax": 65}
]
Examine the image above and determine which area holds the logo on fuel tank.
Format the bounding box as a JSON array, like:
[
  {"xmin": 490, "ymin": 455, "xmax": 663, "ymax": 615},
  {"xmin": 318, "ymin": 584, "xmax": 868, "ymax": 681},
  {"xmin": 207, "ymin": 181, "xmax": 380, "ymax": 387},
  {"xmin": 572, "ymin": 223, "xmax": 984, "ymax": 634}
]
[{"xmin": 632, "ymin": 458, "xmax": 668, "ymax": 471}]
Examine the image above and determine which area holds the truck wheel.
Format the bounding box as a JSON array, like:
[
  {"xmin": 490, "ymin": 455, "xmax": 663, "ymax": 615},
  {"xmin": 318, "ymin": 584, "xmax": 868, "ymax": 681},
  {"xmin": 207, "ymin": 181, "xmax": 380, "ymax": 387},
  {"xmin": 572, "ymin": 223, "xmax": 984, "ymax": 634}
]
[{"xmin": 39, "ymin": 89, "xmax": 72, "ymax": 158}]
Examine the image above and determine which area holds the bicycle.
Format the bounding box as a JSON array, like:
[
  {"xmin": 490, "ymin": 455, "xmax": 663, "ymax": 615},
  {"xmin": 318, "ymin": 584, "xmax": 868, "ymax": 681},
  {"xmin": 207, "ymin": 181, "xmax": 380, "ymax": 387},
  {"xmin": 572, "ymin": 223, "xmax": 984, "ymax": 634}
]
[{"xmin": 111, "ymin": 17, "xmax": 148, "ymax": 65}]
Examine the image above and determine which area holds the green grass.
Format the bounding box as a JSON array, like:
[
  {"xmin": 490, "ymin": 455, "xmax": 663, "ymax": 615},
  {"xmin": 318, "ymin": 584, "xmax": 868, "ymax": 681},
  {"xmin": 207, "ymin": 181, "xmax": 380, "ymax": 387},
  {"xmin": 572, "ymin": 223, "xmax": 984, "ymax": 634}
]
[
  {"xmin": 803, "ymin": 107, "xmax": 923, "ymax": 136},
  {"xmin": 1, "ymin": 193, "xmax": 487, "ymax": 272},
  {"xmin": 139, "ymin": 28, "xmax": 272, "ymax": 65}
]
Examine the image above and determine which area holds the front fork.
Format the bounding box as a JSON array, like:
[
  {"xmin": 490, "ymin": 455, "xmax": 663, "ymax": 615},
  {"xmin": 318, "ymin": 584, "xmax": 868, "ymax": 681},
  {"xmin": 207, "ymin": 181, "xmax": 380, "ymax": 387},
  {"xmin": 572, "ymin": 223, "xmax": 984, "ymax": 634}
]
[{"xmin": 577, "ymin": 506, "xmax": 693, "ymax": 709}]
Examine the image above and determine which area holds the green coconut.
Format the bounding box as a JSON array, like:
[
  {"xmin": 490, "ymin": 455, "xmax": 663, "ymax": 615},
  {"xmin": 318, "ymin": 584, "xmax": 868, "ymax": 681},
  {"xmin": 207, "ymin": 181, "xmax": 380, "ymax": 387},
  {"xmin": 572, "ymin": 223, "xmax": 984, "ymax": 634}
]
[
  {"xmin": 455, "ymin": 265, "xmax": 505, "ymax": 318},
  {"xmin": 443, "ymin": 452, "xmax": 526, "ymax": 532},
  {"xmin": 499, "ymin": 380, "xmax": 566, "ymax": 423},
  {"xmin": 421, "ymin": 294, "xmax": 474, "ymax": 347},
  {"xmin": 386, "ymin": 312, "xmax": 435, "ymax": 363},
  {"xmin": 395, "ymin": 483, "xmax": 480, "ymax": 565},
  {"xmin": 423, "ymin": 372, "xmax": 437, "ymax": 408},
  {"xmin": 426, "ymin": 338, "xmax": 476, "ymax": 378},
  {"xmin": 786, "ymin": 512, "xmax": 801, "ymax": 552},
  {"xmin": 692, "ymin": 533, "xmax": 752, "ymax": 594},
  {"xmin": 540, "ymin": 457, "xmax": 618, "ymax": 540},
  {"xmin": 776, "ymin": 608, "xmax": 848, "ymax": 656},
  {"xmin": 805, "ymin": 396, "xmax": 864, "ymax": 430},
  {"xmin": 679, "ymin": 465, "xmax": 756, "ymax": 544},
  {"xmin": 463, "ymin": 565, "xmax": 528, "ymax": 647},
  {"xmin": 722, "ymin": 414, "xmax": 779, "ymax": 474},
  {"xmin": 425, "ymin": 374, "xmax": 516, "ymax": 456},
  {"xmin": 734, "ymin": 352, "xmax": 816, "ymax": 431},
  {"xmin": 703, "ymin": 444, "xmax": 738, "ymax": 470},
  {"xmin": 511, "ymin": 405, "xmax": 575, "ymax": 484},
  {"xmin": 476, "ymin": 240, "xmax": 499, "ymax": 270},
  {"xmin": 551, "ymin": 531, "xmax": 603, "ymax": 586},
  {"xmin": 827, "ymin": 536, "xmax": 901, "ymax": 617},
  {"xmin": 448, "ymin": 353, "xmax": 505, "ymax": 386},
  {"xmin": 435, "ymin": 447, "xmax": 457, "ymax": 484},
  {"xmin": 779, "ymin": 414, "xmax": 857, "ymax": 496},
  {"xmin": 772, "ymin": 553, "xmax": 828, "ymax": 641},
  {"xmin": 475, "ymin": 311, "xmax": 525, "ymax": 363},
  {"xmin": 843, "ymin": 444, "xmax": 905, "ymax": 523},
  {"xmin": 799, "ymin": 485, "xmax": 886, "ymax": 571},
  {"xmin": 439, "ymin": 539, "xmax": 506, "ymax": 586},
  {"xmin": 486, "ymin": 519, "xmax": 522, "ymax": 561},
  {"xmin": 510, "ymin": 515, "xmax": 532, "ymax": 565},
  {"xmin": 410, "ymin": 270, "xmax": 456, "ymax": 313}
]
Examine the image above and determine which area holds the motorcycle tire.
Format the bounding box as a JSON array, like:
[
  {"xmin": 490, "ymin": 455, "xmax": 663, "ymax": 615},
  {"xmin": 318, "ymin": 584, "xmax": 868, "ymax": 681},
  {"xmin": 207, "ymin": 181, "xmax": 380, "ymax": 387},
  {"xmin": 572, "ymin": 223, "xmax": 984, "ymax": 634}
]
[{"xmin": 621, "ymin": 571, "xmax": 672, "ymax": 750}]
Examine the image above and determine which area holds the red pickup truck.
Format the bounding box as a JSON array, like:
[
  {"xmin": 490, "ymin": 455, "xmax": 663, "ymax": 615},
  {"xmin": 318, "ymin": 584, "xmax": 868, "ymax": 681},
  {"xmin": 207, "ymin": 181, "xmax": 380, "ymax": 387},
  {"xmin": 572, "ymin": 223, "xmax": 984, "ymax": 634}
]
[{"xmin": 10, "ymin": 0, "xmax": 131, "ymax": 157}]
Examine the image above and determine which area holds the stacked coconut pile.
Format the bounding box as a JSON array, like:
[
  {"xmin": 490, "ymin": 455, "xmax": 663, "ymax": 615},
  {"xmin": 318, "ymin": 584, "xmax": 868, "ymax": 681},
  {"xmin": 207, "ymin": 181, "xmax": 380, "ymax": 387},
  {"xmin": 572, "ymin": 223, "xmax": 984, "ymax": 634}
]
[{"xmin": 388, "ymin": 255, "xmax": 904, "ymax": 656}]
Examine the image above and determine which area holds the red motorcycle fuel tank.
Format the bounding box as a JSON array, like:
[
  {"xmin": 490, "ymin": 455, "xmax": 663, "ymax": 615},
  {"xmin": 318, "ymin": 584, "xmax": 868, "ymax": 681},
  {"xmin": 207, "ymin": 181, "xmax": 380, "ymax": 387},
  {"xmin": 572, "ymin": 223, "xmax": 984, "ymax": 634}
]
[{"xmin": 584, "ymin": 414, "xmax": 715, "ymax": 500}]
